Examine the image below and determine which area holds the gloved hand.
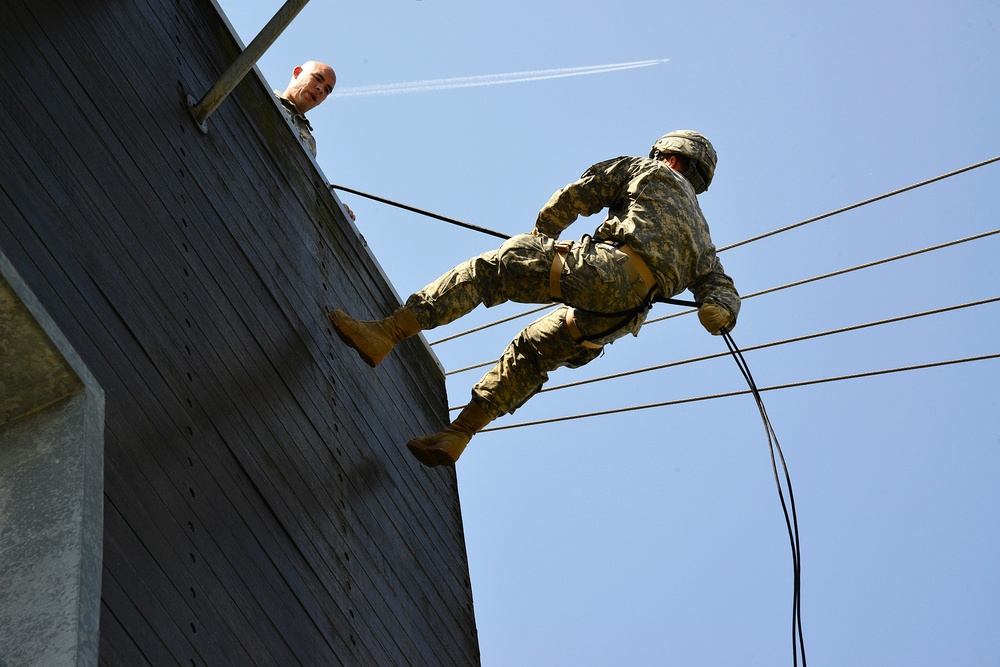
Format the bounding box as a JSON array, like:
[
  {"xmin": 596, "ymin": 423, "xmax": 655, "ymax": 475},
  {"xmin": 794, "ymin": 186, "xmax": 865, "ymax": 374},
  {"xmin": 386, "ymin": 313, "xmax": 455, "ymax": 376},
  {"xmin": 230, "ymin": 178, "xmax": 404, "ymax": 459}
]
[{"xmin": 698, "ymin": 297, "xmax": 733, "ymax": 335}]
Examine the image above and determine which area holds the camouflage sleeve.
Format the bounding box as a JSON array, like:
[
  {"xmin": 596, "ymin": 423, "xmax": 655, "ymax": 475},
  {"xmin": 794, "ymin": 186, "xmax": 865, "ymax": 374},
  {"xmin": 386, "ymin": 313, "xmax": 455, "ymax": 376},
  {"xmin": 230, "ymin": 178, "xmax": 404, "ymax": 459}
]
[
  {"xmin": 534, "ymin": 158, "xmax": 629, "ymax": 239},
  {"xmin": 688, "ymin": 257, "xmax": 742, "ymax": 327}
]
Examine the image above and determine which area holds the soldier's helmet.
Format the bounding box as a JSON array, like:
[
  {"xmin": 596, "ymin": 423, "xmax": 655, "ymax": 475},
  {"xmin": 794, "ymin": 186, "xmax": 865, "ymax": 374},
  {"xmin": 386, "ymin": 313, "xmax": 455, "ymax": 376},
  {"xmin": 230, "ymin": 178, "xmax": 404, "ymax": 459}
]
[{"xmin": 649, "ymin": 130, "xmax": 717, "ymax": 194}]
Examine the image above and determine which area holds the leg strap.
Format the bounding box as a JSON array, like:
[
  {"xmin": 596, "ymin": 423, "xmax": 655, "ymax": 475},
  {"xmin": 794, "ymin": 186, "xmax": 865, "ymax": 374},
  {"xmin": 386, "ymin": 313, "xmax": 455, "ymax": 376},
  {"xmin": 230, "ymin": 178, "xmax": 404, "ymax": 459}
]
[
  {"xmin": 549, "ymin": 241, "xmax": 573, "ymax": 301},
  {"xmin": 565, "ymin": 308, "xmax": 604, "ymax": 349}
]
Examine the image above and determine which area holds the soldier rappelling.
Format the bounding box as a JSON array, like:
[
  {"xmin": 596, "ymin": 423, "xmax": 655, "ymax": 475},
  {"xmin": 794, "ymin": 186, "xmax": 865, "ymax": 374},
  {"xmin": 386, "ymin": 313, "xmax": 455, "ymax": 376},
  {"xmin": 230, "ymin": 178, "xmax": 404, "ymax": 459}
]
[{"xmin": 329, "ymin": 130, "xmax": 741, "ymax": 467}]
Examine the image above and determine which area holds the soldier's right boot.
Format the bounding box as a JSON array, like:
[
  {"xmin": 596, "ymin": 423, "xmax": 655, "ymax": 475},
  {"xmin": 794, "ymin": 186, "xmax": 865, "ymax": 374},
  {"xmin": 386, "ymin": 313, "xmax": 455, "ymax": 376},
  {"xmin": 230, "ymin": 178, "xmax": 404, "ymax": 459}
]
[
  {"xmin": 328, "ymin": 306, "xmax": 421, "ymax": 367},
  {"xmin": 406, "ymin": 402, "xmax": 493, "ymax": 468}
]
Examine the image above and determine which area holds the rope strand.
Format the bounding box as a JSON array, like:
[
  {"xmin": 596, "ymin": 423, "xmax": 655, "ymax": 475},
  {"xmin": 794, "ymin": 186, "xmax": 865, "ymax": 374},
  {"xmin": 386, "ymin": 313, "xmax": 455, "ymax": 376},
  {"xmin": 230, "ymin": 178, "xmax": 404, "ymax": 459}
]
[
  {"xmin": 329, "ymin": 183, "xmax": 512, "ymax": 240},
  {"xmin": 529, "ymin": 296, "xmax": 1000, "ymax": 393},
  {"xmin": 446, "ymin": 295, "xmax": 1000, "ymax": 379},
  {"xmin": 477, "ymin": 353, "xmax": 1000, "ymax": 431},
  {"xmin": 644, "ymin": 228, "xmax": 1000, "ymax": 326},
  {"xmin": 719, "ymin": 155, "xmax": 1000, "ymax": 252},
  {"xmin": 430, "ymin": 305, "xmax": 549, "ymax": 345},
  {"xmin": 722, "ymin": 331, "xmax": 806, "ymax": 665}
]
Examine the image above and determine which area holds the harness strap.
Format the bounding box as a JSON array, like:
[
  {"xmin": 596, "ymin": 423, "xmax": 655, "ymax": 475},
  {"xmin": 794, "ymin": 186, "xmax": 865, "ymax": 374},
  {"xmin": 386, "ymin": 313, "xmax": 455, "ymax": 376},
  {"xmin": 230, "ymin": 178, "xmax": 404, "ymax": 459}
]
[
  {"xmin": 615, "ymin": 243, "xmax": 658, "ymax": 300},
  {"xmin": 564, "ymin": 308, "xmax": 604, "ymax": 349},
  {"xmin": 549, "ymin": 240, "xmax": 573, "ymax": 301}
]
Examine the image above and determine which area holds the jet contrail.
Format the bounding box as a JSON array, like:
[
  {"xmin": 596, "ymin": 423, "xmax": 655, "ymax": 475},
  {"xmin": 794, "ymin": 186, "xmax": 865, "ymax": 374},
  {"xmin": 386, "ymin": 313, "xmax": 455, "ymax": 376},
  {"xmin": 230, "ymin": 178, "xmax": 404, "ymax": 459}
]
[{"xmin": 331, "ymin": 59, "xmax": 668, "ymax": 98}]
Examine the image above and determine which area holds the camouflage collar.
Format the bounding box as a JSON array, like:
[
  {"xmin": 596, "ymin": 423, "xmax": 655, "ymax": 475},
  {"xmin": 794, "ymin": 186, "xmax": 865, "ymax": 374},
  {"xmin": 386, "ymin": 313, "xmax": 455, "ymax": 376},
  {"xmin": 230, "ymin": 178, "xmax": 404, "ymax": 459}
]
[{"xmin": 274, "ymin": 93, "xmax": 314, "ymax": 131}]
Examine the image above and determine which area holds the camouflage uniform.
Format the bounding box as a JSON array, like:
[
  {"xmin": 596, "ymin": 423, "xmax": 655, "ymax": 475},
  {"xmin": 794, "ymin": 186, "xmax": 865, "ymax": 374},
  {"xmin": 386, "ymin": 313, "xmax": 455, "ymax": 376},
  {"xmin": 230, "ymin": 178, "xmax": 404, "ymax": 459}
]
[
  {"xmin": 275, "ymin": 91, "xmax": 317, "ymax": 157},
  {"xmin": 405, "ymin": 155, "xmax": 740, "ymax": 418}
]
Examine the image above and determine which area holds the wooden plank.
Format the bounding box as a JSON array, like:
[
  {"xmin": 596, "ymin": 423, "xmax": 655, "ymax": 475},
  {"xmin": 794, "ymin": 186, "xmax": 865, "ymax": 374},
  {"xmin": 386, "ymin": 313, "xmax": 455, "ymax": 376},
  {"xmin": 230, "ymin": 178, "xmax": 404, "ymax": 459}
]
[
  {"xmin": 100, "ymin": 518, "xmax": 206, "ymax": 666},
  {"xmin": 99, "ymin": 597, "xmax": 160, "ymax": 667}
]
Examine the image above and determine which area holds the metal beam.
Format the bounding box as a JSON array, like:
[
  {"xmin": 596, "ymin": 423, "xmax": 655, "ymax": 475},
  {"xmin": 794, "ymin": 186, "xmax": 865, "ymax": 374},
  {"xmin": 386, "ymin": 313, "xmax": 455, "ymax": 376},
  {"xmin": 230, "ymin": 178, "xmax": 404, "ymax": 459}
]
[{"xmin": 189, "ymin": 0, "xmax": 310, "ymax": 130}]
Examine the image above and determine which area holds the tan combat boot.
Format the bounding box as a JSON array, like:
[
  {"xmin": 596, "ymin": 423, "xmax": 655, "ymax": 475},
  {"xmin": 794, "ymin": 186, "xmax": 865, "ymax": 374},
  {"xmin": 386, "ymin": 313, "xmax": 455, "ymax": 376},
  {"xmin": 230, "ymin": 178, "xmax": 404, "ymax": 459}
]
[
  {"xmin": 328, "ymin": 306, "xmax": 421, "ymax": 367},
  {"xmin": 407, "ymin": 402, "xmax": 493, "ymax": 467}
]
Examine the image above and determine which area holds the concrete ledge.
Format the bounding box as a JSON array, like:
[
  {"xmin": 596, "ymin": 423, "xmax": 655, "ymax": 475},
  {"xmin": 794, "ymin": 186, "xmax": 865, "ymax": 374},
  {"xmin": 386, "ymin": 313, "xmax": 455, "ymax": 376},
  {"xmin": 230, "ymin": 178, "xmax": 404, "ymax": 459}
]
[{"xmin": 0, "ymin": 252, "xmax": 105, "ymax": 667}]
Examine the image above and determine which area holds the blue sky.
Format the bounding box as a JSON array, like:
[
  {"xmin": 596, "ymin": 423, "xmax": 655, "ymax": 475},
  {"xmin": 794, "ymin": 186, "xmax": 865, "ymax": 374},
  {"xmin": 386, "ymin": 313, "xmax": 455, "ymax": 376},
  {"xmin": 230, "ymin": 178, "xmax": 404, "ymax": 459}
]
[{"xmin": 216, "ymin": 1, "xmax": 999, "ymax": 664}]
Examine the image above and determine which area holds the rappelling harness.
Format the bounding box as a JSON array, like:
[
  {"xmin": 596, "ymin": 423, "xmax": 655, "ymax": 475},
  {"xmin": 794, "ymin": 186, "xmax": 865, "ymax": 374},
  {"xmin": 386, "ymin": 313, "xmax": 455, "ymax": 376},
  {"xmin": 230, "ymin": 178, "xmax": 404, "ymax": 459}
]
[{"xmin": 550, "ymin": 235, "xmax": 705, "ymax": 349}]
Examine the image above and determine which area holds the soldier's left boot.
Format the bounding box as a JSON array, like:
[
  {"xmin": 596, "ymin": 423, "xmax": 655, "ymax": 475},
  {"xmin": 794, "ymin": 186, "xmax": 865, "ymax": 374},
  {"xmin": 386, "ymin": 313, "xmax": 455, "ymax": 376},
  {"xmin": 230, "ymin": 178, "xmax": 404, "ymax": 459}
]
[{"xmin": 406, "ymin": 402, "xmax": 492, "ymax": 467}]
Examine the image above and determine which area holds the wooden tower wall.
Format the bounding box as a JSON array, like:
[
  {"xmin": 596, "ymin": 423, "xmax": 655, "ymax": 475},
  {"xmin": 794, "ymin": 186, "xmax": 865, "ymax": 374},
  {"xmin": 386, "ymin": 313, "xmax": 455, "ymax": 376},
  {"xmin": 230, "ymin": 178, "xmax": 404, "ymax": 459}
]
[{"xmin": 0, "ymin": 0, "xmax": 479, "ymax": 664}]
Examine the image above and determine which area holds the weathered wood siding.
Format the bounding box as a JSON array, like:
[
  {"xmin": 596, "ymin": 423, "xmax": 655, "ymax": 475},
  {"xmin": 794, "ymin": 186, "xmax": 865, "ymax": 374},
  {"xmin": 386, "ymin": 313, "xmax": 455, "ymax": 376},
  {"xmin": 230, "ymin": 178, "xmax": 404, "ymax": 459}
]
[{"xmin": 0, "ymin": 0, "xmax": 479, "ymax": 664}]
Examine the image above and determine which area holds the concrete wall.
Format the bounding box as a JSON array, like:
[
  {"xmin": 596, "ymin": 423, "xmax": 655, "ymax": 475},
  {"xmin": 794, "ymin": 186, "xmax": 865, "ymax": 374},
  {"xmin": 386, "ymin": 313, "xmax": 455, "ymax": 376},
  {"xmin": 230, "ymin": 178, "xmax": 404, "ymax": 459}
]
[{"xmin": 1, "ymin": 254, "xmax": 105, "ymax": 667}]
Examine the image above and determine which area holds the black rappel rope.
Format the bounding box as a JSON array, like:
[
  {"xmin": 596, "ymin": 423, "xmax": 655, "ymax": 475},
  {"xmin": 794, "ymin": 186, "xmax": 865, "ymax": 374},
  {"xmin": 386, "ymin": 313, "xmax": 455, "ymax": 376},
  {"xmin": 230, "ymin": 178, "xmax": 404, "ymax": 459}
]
[
  {"xmin": 654, "ymin": 300, "xmax": 806, "ymax": 666},
  {"xmin": 330, "ymin": 184, "xmax": 512, "ymax": 240},
  {"xmin": 722, "ymin": 328, "xmax": 807, "ymax": 667}
]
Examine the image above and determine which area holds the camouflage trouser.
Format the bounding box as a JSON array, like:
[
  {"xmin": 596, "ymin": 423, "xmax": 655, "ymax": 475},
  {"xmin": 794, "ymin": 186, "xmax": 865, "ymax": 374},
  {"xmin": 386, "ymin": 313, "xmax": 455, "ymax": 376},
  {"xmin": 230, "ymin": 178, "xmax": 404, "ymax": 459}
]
[{"xmin": 405, "ymin": 233, "xmax": 650, "ymax": 418}]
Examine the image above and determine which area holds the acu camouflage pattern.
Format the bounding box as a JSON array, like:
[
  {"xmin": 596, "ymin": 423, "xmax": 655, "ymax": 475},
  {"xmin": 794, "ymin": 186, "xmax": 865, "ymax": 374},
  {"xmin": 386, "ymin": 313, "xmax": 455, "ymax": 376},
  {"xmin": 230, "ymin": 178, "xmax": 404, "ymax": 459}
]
[
  {"xmin": 404, "ymin": 233, "xmax": 639, "ymax": 417},
  {"xmin": 405, "ymin": 155, "xmax": 740, "ymax": 419},
  {"xmin": 536, "ymin": 155, "xmax": 739, "ymax": 316}
]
